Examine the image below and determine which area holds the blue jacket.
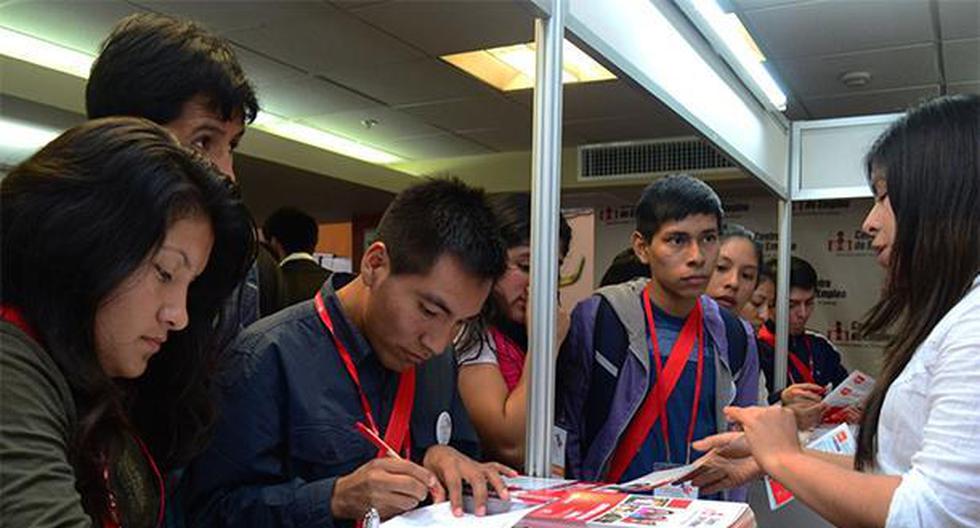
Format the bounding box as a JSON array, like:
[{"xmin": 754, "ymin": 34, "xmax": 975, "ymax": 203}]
[
  {"xmin": 555, "ymin": 278, "xmax": 761, "ymax": 485},
  {"xmin": 183, "ymin": 274, "xmax": 478, "ymax": 527},
  {"xmin": 758, "ymin": 322, "xmax": 849, "ymax": 404}
]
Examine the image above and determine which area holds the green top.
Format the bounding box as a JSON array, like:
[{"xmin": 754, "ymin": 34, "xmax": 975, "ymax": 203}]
[{"xmin": 1, "ymin": 321, "xmax": 160, "ymax": 527}]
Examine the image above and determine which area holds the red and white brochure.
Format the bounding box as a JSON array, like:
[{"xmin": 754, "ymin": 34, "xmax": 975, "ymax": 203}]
[
  {"xmin": 821, "ymin": 370, "xmax": 875, "ymax": 424},
  {"xmin": 764, "ymin": 423, "xmax": 858, "ymax": 510}
]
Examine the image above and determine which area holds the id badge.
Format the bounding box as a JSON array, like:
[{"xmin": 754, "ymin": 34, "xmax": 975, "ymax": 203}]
[
  {"xmin": 650, "ymin": 463, "xmax": 699, "ymax": 499},
  {"xmin": 550, "ymin": 426, "xmax": 567, "ymax": 478}
]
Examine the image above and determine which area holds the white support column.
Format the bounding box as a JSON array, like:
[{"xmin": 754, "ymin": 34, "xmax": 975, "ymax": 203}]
[
  {"xmin": 774, "ymin": 199, "xmax": 792, "ymax": 392},
  {"xmin": 525, "ymin": 0, "xmax": 565, "ymax": 478}
]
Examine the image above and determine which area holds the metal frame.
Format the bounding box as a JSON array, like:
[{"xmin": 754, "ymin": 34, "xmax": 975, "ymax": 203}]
[
  {"xmin": 790, "ymin": 113, "xmax": 902, "ymax": 201},
  {"xmin": 524, "ymin": 0, "xmax": 565, "ymax": 478},
  {"xmin": 523, "ymin": 0, "xmax": 900, "ymax": 468}
]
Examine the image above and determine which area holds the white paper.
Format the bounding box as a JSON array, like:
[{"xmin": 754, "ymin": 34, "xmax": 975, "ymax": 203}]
[
  {"xmin": 765, "ymin": 422, "xmax": 857, "ymax": 510},
  {"xmin": 822, "ymin": 370, "xmax": 875, "ymax": 408},
  {"xmin": 604, "ymin": 458, "xmax": 708, "ymax": 494},
  {"xmin": 503, "ymin": 475, "xmax": 575, "ymax": 491},
  {"xmin": 380, "ymin": 501, "xmax": 538, "ymax": 528}
]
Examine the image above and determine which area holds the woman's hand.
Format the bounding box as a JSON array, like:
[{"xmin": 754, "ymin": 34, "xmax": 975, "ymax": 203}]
[
  {"xmin": 781, "ymin": 383, "xmax": 826, "ymax": 406},
  {"xmin": 687, "ymin": 432, "xmax": 763, "ymax": 493},
  {"xmin": 723, "ymin": 405, "xmax": 803, "ymax": 475}
]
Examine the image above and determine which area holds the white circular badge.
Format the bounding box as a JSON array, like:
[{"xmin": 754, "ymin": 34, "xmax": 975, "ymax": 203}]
[{"xmin": 436, "ymin": 411, "xmax": 453, "ymax": 445}]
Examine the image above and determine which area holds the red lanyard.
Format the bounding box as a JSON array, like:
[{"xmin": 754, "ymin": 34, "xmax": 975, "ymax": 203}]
[
  {"xmin": 787, "ymin": 336, "xmax": 816, "ymax": 384},
  {"xmin": 314, "ymin": 292, "xmax": 416, "ymax": 459},
  {"xmin": 1, "ymin": 305, "xmax": 165, "ymax": 528},
  {"xmin": 606, "ymin": 288, "xmax": 704, "ymax": 483},
  {"xmin": 758, "ymin": 326, "xmax": 816, "ymax": 385},
  {"xmin": 0, "ymin": 304, "xmax": 41, "ymax": 344}
]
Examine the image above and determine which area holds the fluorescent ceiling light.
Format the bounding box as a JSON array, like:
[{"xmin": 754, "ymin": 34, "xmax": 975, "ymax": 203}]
[
  {"xmin": 441, "ymin": 39, "xmax": 616, "ymax": 91},
  {"xmin": 687, "ymin": 0, "xmax": 787, "ymax": 111},
  {"xmin": 0, "ymin": 25, "xmax": 401, "ymax": 165},
  {"xmin": 0, "ymin": 117, "xmax": 60, "ymax": 150},
  {"xmin": 0, "ymin": 26, "xmax": 93, "ymax": 78},
  {"xmin": 253, "ymin": 111, "xmax": 402, "ymax": 164}
]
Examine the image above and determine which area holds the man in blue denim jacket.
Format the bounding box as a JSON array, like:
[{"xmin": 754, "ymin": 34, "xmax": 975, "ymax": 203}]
[{"xmin": 185, "ymin": 179, "xmax": 514, "ymax": 527}]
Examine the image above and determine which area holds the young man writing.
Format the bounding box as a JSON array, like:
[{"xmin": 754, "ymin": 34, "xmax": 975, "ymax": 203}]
[
  {"xmin": 556, "ymin": 175, "xmax": 760, "ymax": 494},
  {"xmin": 758, "ymin": 256, "xmax": 851, "ymax": 425},
  {"xmin": 185, "ymin": 179, "xmax": 514, "ymax": 527}
]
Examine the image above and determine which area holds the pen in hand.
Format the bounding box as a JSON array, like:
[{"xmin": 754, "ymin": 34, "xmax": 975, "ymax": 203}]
[{"xmin": 354, "ymin": 421, "xmax": 443, "ymax": 501}]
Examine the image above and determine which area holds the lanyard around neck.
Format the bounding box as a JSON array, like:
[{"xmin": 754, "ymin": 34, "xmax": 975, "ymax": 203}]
[{"xmin": 314, "ymin": 291, "xmax": 416, "ymax": 459}]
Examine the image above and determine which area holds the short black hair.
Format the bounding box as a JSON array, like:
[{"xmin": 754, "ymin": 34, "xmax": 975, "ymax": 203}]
[
  {"xmin": 488, "ymin": 193, "xmax": 573, "ymax": 259},
  {"xmin": 263, "ymin": 207, "xmax": 319, "ymax": 255},
  {"xmin": 86, "ymin": 13, "xmax": 259, "ymax": 125},
  {"xmin": 375, "ymin": 178, "xmax": 506, "ymax": 280},
  {"xmin": 599, "ymin": 246, "xmax": 651, "ymax": 287},
  {"xmin": 635, "ymin": 174, "xmax": 723, "ymax": 240},
  {"xmin": 790, "ymin": 256, "xmax": 818, "ymax": 291}
]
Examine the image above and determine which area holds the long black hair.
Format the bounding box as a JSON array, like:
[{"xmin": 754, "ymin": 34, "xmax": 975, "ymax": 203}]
[
  {"xmin": 0, "ymin": 117, "xmax": 256, "ymax": 519},
  {"xmin": 456, "ymin": 192, "xmax": 572, "ymax": 359},
  {"xmin": 855, "ymin": 94, "xmax": 980, "ymax": 470}
]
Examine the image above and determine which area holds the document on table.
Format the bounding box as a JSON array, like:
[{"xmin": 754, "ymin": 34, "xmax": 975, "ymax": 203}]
[{"xmin": 380, "ymin": 500, "xmax": 539, "ymax": 528}]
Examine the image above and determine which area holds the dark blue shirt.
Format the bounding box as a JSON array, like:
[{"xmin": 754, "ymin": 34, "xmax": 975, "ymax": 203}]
[
  {"xmin": 183, "ymin": 274, "xmax": 477, "ymax": 528},
  {"xmin": 621, "ymin": 301, "xmax": 717, "ymax": 482},
  {"xmin": 759, "ymin": 321, "xmax": 850, "ymax": 404}
]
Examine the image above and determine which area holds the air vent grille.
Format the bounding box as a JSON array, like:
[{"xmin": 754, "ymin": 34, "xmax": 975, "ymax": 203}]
[{"xmin": 579, "ymin": 137, "xmax": 735, "ymax": 181}]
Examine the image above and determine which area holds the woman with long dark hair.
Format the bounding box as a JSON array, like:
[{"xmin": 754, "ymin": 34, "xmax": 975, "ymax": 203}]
[
  {"xmin": 0, "ymin": 117, "xmax": 255, "ymax": 527},
  {"xmin": 691, "ymin": 94, "xmax": 980, "ymax": 526},
  {"xmin": 456, "ymin": 193, "xmax": 572, "ymax": 469}
]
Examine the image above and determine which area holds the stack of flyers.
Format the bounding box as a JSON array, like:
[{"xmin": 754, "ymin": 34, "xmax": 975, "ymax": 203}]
[
  {"xmin": 821, "ymin": 370, "xmax": 875, "ymax": 424},
  {"xmin": 599, "ymin": 455, "xmax": 712, "ymax": 496},
  {"xmin": 764, "ymin": 422, "xmax": 858, "ymax": 510},
  {"xmin": 516, "ymin": 491, "xmax": 754, "ymax": 528}
]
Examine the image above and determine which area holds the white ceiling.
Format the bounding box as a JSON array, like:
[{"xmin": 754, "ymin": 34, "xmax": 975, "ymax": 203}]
[
  {"xmin": 0, "ymin": 0, "xmax": 696, "ymax": 162},
  {"xmin": 732, "ymin": 0, "xmax": 980, "ymax": 119},
  {"xmin": 1, "ymin": 0, "xmax": 976, "ymax": 216}
]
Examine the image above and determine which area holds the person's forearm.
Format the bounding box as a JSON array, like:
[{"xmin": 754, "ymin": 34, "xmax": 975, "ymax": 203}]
[
  {"xmin": 766, "ymin": 451, "xmax": 899, "ymax": 528},
  {"xmin": 803, "ymin": 449, "xmax": 853, "ymax": 469},
  {"xmin": 491, "ymin": 357, "xmax": 532, "ymax": 467}
]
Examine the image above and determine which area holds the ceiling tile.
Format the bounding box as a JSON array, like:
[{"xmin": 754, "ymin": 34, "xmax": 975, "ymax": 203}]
[
  {"xmin": 559, "ymin": 81, "xmax": 670, "ymax": 121},
  {"xmin": 303, "ymin": 106, "xmax": 445, "ymax": 147},
  {"xmin": 259, "ymin": 76, "xmax": 382, "ymax": 119},
  {"xmin": 771, "ymin": 44, "xmax": 939, "ymax": 98},
  {"xmin": 457, "ymin": 127, "xmax": 533, "ymax": 153},
  {"xmin": 0, "ymin": 0, "xmax": 139, "ymax": 54},
  {"xmin": 397, "ymin": 97, "xmax": 530, "ymax": 134},
  {"xmin": 324, "ymin": 58, "xmax": 497, "ymax": 106},
  {"xmin": 803, "ymin": 85, "xmax": 940, "ymax": 118},
  {"xmin": 741, "ymin": 0, "xmax": 933, "ymax": 60},
  {"xmin": 937, "ymin": 0, "xmax": 980, "ymax": 40},
  {"xmin": 943, "ymin": 38, "xmax": 980, "ymax": 83},
  {"xmin": 234, "ymin": 47, "xmax": 306, "ymax": 93},
  {"xmin": 141, "ymin": 1, "xmax": 425, "ymax": 74},
  {"xmin": 347, "ymin": 0, "xmax": 535, "ymax": 56},
  {"xmin": 383, "ymin": 133, "xmax": 492, "ymax": 160}
]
